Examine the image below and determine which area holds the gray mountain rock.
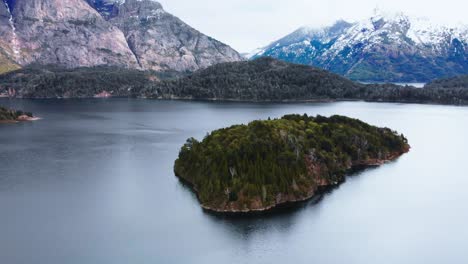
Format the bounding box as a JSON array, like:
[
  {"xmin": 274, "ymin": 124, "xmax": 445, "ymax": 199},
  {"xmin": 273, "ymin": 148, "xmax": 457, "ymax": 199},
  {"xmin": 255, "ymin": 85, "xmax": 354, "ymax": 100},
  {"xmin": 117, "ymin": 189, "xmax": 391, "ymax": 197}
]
[
  {"xmin": 0, "ymin": 0, "xmax": 242, "ymax": 72},
  {"xmin": 7, "ymin": 0, "xmax": 139, "ymax": 68},
  {"xmin": 106, "ymin": 0, "xmax": 243, "ymax": 72}
]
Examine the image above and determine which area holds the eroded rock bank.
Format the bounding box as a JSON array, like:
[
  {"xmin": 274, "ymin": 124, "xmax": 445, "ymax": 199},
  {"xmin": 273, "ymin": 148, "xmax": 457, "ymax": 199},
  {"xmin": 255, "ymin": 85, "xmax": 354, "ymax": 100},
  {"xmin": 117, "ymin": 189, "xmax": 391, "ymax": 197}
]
[{"xmin": 0, "ymin": 106, "xmax": 38, "ymax": 123}]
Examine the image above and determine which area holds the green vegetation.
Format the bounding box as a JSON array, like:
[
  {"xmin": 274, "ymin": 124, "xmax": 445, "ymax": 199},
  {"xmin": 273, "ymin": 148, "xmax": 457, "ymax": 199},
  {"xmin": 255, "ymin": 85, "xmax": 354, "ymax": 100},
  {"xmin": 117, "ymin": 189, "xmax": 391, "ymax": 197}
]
[
  {"xmin": 2, "ymin": 58, "xmax": 468, "ymax": 105},
  {"xmin": 144, "ymin": 57, "xmax": 360, "ymax": 101},
  {"xmin": 144, "ymin": 58, "xmax": 468, "ymax": 105},
  {"xmin": 175, "ymin": 114, "xmax": 409, "ymax": 213},
  {"xmin": 0, "ymin": 65, "xmax": 183, "ymax": 98},
  {"xmin": 0, "ymin": 51, "xmax": 21, "ymax": 75},
  {"xmin": 0, "ymin": 106, "xmax": 32, "ymax": 121},
  {"xmin": 425, "ymin": 74, "xmax": 468, "ymax": 89}
]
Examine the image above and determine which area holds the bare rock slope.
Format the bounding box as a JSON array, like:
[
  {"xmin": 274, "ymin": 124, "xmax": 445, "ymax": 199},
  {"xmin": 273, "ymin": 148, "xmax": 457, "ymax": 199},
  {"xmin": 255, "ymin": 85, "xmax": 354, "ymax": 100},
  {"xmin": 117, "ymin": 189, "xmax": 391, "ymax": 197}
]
[{"xmin": 0, "ymin": 0, "xmax": 242, "ymax": 72}]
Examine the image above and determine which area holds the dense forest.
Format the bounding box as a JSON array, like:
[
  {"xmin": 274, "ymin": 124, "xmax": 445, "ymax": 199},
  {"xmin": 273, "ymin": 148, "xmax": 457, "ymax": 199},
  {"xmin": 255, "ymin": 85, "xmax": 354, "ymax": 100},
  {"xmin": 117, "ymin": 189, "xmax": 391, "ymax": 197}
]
[
  {"xmin": 425, "ymin": 74, "xmax": 468, "ymax": 89},
  {"xmin": 1, "ymin": 58, "xmax": 468, "ymax": 105},
  {"xmin": 0, "ymin": 106, "xmax": 32, "ymax": 121},
  {"xmin": 144, "ymin": 58, "xmax": 468, "ymax": 105},
  {"xmin": 143, "ymin": 57, "xmax": 361, "ymax": 101},
  {"xmin": 0, "ymin": 65, "xmax": 182, "ymax": 98},
  {"xmin": 174, "ymin": 114, "xmax": 409, "ymax": 213}
]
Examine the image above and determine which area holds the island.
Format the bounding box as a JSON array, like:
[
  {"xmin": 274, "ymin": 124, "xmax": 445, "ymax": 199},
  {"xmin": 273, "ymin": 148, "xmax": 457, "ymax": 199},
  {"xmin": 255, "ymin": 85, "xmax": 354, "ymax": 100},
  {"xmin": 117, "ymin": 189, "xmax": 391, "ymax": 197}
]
[
  {"xmin": 0, "ymin": 106, "xmax": 37, "ymax": 123},
  {"xmin": 174, "ymin": 114, "xmax": 410, "ymax": 214}
]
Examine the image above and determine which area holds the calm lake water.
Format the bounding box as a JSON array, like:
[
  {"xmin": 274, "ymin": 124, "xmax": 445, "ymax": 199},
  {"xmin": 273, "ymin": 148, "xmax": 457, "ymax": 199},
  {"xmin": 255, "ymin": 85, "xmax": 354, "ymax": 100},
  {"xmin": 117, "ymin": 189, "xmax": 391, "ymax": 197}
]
[
  {"xmin": 359, "ymin": 82, "xmax": 426, "ymax": 88},
  {"xmin": 1, "ymin": 99, "xmax": 467, "ymax": 264}
]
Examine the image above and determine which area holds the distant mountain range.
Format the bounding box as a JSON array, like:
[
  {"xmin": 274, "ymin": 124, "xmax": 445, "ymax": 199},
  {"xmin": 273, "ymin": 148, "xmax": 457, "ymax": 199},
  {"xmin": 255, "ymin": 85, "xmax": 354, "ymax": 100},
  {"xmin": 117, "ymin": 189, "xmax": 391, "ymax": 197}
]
[
  {"xmin": 1, "ymin": 3, "xmax": 466, "ymax": 83},
  {"xmin": 250, "ymin": 10, "xmax": 468, "ymax": 82},
  {"xmin": 0, "ymin": 0, "xmax": 242, "ymax": 74}
]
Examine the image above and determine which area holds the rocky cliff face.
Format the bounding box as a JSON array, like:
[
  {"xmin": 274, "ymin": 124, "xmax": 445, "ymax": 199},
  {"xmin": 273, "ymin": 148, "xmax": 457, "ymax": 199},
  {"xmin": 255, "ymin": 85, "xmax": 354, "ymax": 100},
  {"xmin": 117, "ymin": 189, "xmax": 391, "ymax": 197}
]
[
  {"xmin": 251, "ymin": 11, "xmax": 468, "ymax": 82},
  {"xmin": 0, "ymin": 0, "xmax": 242, "ymax": 72},
  {"xmin": 107, "ymin": 0, "xmax": 243, "ymax": 72}
]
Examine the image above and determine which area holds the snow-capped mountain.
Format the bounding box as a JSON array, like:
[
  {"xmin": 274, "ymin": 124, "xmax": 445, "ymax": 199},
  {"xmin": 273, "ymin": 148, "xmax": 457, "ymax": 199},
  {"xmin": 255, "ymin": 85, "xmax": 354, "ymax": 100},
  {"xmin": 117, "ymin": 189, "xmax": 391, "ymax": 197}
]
[{"xmin": 251, "ymin": 11, "xmax": 468, "ymax": 82}]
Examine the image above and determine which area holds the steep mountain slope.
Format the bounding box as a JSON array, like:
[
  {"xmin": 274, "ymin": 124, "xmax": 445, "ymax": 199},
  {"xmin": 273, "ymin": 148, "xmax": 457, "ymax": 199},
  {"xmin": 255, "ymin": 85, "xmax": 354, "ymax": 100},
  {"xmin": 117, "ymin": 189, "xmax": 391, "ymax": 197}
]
[
  {"xmin": 105, "ymin": 0, "xmax": 243, "ymax": 72},
  {"xmin": 0, "ymin": 0, "xmax": 242, "ymax": 72},
  {"xmin": 3, "ymin": 0, "xmax": 139, "ymax": 68},
  {"xmin": 251, "ymin": 11, "xmax": 468, "ymax": 82}
]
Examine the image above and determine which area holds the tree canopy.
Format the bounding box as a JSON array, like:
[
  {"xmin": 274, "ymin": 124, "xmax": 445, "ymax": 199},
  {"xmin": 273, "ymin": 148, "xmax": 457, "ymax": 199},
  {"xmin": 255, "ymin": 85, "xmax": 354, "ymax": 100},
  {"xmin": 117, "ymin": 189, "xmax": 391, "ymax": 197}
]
[{"xmin": 174, "ymin": 114, "xmax": 409, "ymax": 213}]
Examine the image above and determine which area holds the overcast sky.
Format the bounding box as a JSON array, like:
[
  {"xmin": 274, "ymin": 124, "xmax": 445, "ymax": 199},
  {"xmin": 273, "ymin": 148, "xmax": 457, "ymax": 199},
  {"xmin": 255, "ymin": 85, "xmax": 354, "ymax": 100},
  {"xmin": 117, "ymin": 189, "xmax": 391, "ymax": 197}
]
[{"xmin": 158, "ymin": 0, "xmax": 467, "ymax": 53}]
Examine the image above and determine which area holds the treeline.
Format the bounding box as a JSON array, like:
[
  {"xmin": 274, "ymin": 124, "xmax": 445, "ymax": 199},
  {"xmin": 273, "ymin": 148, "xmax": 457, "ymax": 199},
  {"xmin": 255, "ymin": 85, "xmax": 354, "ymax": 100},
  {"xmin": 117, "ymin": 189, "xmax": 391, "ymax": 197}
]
[{"xmin": 174, "ymin": 114, "xmax": 409, "ymax": 210}]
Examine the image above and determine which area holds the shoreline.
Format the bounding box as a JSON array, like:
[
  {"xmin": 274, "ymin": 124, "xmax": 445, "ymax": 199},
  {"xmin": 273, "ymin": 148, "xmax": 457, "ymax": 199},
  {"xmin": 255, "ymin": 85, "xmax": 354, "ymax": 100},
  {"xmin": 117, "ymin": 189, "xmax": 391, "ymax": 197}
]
[
  {"xmin": 0, "ymin": 116, "xmax": 41, "ymax": 124},
  {"xmin": 3, "ymin": 96, "xmax": 467, "ymax": 107},
  {"xmin": 177, "ymin": 147, "xmax": 410, "ymax": 215}
]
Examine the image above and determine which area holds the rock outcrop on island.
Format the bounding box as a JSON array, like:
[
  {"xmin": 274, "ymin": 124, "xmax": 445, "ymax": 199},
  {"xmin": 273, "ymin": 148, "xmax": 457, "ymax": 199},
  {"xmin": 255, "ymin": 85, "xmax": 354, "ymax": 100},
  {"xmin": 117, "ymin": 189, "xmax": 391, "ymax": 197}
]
[
  {"xmin": 174, "ymin": 114, "xmax": 410, "ymax": 214},
  {"xmin": 0, "ymin": 105, "xmax": 35, "ymax": 122},
  {"xmin": 0, "ymin": 0, "xmax": 242, "ymax": 73}
]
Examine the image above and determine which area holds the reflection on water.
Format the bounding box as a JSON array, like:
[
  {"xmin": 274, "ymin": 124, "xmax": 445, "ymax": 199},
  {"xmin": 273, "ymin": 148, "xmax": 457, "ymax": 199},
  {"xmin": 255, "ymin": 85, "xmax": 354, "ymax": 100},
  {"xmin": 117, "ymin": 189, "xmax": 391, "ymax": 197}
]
[{"xmin": 0, "ymin": 98, "xmax": 467, "ymax": 264}]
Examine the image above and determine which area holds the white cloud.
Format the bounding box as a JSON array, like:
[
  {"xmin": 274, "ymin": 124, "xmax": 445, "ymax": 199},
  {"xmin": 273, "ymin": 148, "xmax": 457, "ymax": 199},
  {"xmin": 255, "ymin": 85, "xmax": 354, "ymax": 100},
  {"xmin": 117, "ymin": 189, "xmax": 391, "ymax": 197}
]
[{"xmin": 158, "ymin": 0, "xmax": 467, "ymax": 53}]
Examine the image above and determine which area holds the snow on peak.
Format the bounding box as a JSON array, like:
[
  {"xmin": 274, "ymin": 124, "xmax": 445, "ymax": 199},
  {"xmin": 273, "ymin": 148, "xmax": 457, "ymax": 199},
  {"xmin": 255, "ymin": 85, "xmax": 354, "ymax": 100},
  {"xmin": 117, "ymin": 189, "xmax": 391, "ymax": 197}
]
[{"xmin": 249, "ymin": 10, "xmax": 467, "ymax": 59}]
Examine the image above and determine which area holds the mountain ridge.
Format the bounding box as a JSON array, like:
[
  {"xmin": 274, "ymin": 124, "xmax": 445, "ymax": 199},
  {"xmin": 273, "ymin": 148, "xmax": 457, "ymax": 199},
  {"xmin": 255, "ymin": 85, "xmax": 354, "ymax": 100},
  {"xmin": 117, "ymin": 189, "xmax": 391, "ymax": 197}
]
[
  {"xmin": 251, "ymin": 11, "xmax": 468, "ymax": 82},
  {"xmin": 0, "ymin": 0, "xmax": 243, "ymax": 73}
]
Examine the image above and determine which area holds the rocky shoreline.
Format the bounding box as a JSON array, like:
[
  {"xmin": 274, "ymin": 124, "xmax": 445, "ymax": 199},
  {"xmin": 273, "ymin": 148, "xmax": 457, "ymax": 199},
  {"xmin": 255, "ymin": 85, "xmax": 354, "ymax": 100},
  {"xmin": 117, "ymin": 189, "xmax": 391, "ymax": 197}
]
[
  {"xmin": 0, "ymin": 106, "xmax": 39, "ymax": 123},
  {"xmin": 181, "ymin": 148, "xmax": 409, "ymax": 215},
  {"xmin": 175, "ymin": 114, "xmax": 410, "ymax": 216}
]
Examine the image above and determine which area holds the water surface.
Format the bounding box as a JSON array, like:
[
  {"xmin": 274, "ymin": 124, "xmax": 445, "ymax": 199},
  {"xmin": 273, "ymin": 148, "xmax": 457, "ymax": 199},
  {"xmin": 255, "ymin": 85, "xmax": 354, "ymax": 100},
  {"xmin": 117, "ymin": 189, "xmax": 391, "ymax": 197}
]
[{"xmin": 0, "ymin": 99, "xmax": 467, "ymax": 264}]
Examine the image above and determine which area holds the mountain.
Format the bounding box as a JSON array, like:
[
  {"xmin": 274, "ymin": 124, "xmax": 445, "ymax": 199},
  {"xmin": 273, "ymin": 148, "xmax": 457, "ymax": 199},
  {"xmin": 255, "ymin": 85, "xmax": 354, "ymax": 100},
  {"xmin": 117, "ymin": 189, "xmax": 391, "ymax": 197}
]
[
  {"xmin": 103, "ymin": 0, "xmax": 243, "ymax": 72},
  {"xmin": 250, "ymin": 11, "xmax": 468, "ymax": 82},
  {"xmin": 0, "ymin": 0, "xmax": 242, "ymax": 72}
]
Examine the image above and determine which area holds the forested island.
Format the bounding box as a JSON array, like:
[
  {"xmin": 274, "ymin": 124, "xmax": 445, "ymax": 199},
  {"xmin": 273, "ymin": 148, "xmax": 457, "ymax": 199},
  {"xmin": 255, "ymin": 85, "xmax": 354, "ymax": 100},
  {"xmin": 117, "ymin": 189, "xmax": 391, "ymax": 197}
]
[
  {"xmin": 174, "ymin": 114, "xmax": 410, "ymax": 213},
  {"xmin": 1, "ymin": 58, "xmax": 468, "ymax": 105},
  {"xmin": 0, "ymin": 106, "xmax": 35, "ymax": 123}
]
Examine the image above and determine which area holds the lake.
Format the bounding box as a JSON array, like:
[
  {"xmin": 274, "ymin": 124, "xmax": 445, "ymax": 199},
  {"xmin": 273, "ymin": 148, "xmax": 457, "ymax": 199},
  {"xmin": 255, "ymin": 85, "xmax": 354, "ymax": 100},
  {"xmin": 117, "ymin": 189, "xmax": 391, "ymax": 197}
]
[
  {"xmin": 0, "ymin": 99, "xmax": 467, "ymax": 264},
  {"xmin": 359, "ymin": 82, "xmax": 426, "ymax": 88}
]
